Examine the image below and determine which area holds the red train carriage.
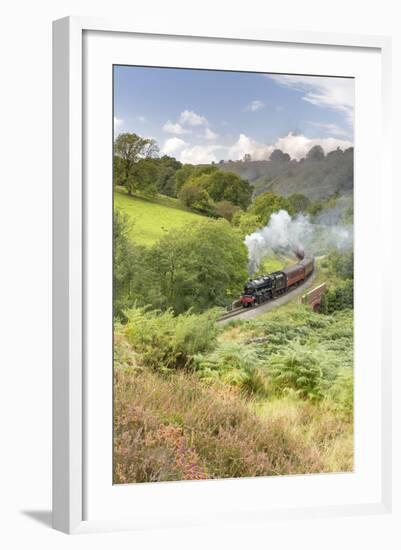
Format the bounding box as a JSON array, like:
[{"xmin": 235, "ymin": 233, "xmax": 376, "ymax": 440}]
[
  {"xmin": 283, "ymin": 263, "xmax": 305, "ymax": 288},
  {"xmin": 299, "ymin": 256, "xmax": 314, "ymax": 278}
]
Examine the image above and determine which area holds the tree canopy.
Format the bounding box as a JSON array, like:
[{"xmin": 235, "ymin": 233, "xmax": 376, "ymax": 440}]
[
  {"xmin": 201, "ymin": 170, "xmax": 252, "ymax": 209},
  {"xmin": 174, "ymin": 165, "xmax": 217, "ymax": 196},
  {"xmin": 148, "ymin": 220, "xmax": 248, "ymax": 313},
  {"xmin": 269, "ymin": 149, "xmax": 291, "ymax": 162},
  {"xmin": 306, "ymin": 145, "xmax": 325, "ymax": 161},
  {"xmin": 215, "ymin": 200, "xmax": 241, "ymax": 222},
  {"xmin": 287, "ymin": 193, "xmax": 310, "ymax": 213},
  {"xmin": 114, "ymin": 133, "xmax": 159, "ymax": 194},
  {"xmin": 176, "ymin": 167, "xmax": 252, "ymax": 212},
  {"xmin": 178, "ymin": 182, "xmax": 214, "ymax": 213},
  {"xmin": 114, "ymin": 213, "xmax": 249, "ymax": 316},
  {"xmin": 113, "ymin": 209, "xmax": 150, "ymax": 317},
  {"xmin": 156, "ymin": 155, "xmax": 182, "ymax": 196},
  {"xmin": 232, "ymin": 211, "xmax": 263, "ymax": 236},
  {"xmin": 248, "ymin": 192, "xmax": 295, "ymax": 225}
]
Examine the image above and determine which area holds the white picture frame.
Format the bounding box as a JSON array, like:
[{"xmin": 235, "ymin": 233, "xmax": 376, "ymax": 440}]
[{"xmin": 52, "ymin": 16, "xmax": 392, "ymax": 534}]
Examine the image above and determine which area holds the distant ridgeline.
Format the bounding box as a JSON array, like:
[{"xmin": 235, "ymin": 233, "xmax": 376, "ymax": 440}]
[{"xmin": 218, "ymin": 147, "xmax": 353, "ymax": 202}]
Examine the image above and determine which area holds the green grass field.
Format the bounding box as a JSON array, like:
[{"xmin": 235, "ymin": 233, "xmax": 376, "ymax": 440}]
[{"xmin": 114, "ymin": 189, "xmax": 205, "ymax": 245}]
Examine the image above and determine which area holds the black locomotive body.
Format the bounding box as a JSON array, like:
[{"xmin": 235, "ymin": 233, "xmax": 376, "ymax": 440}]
[{"xmin": 242, "ymin": 275, "xmax": 274, "ymax": 306}]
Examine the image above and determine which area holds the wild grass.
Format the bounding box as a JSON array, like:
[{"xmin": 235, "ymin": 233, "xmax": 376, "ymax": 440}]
[
  {"xmin": 251, "ymin": 396, "xmax": 353, "ymax": 473},
  {"xmin": 114, "ymin": 188, "xmax": 205, "ymax": 245},
  {"xmin": 114, "ymin": 368, "xmax": 335, "ymax": 484}
]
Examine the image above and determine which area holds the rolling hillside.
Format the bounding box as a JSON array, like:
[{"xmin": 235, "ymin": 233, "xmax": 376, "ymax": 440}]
[
  {"xmin": 114, "ymin": 189, "xmax": 205, "ymax": 245},
  {"xmin": 219, "ymin": 147, "xmax": 353, "ymax": 201}
]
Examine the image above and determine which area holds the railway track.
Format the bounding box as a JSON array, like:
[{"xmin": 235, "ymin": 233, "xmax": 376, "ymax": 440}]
[{"xmin": 217, "ymin": 306, "xmax": 244, "ymax": 322}]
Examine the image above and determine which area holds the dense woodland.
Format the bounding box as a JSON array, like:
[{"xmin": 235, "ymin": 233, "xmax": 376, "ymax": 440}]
[
  {"xmin": 219, "ymin": 146, "xmax": 354, "ymax": 202},
  {"xmin": 113, "ymin": 132, "xmax": 354, "ymax": 483}
]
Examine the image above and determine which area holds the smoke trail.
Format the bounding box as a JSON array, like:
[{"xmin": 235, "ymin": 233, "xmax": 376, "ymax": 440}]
[{"xmin": 244, "ymin": 209, "xmax": 353, "ymax": 274}]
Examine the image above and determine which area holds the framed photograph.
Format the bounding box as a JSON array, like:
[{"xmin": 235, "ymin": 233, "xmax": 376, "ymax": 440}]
[{"xmin": 52, "ymin": 17, "xmax": 392, "ymax": 534}]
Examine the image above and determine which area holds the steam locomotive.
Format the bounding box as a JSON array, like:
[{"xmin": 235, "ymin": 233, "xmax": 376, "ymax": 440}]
[{"xmin": 240, "ymin": 256, "xmax": 314, "ymax": 307}]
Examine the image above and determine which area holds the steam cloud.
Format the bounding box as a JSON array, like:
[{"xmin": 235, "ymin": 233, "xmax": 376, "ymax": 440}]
[{"xmin": 245, "ymin": 209, "xmax": 353, "ymax": 274}]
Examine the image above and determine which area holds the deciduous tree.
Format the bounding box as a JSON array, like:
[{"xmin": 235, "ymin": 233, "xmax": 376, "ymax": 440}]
[
  {"xmin": 248, "ymin": 192, "xmax": 294, "ymax": 225},
  {"xmin": 269, "ymin": 149, "xmax": 290, "ymax": 162},
  {"xmin": 287, "ymin": 193, "xmax": 310, "ymax": 213},
  {"xmin": 114, "ymin": 133, "xmax": 158, "ymax": 194},
  {"xmin": 306, "ymin": 145, "xmax": 325, "ymax": 161},
  {"xmin": 215, "ymin": 200, "xmax": 240, "ymax": 222},
  {"xmin": 232, "ymin": 211, "xmax": 263, "ymax": 236},
  {"xmin": 149, "ymin": 220, "xmax": 248, "ymax": 313}
]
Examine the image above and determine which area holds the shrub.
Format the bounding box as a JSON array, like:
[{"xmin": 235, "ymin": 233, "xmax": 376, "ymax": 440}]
[
  {"xmin": 245, "ymin": 304, "xmax": 331, "ymax": 351},
  {"xmin": 320, "ymin": 279, "xmax": 353, "ymax": 314},
  {"xmin": 123, "ymin": 306, "xmax": 219, "ymax": 371},
  {"xmin": 327, "ymin": 368, "xmax": 354, "ymax": 419},
  {"xmin": 194, "ymin": 342, "xmax": 269, "ymax": 396},
  {"xmin": 328, "ymin": 250, "xmax": 354, "ymax": 280},
  {"xmin": 266, "ymin": 342, "xmax": 324, "ymax": 401}
]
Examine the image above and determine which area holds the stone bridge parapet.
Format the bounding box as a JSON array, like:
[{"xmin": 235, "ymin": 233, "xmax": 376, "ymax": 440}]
[{"xmin": 301, "ymin": 283, "xmax": 327, "ymax": 311}]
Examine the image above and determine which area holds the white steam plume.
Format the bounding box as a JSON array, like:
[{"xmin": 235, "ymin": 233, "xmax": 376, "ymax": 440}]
[{"xmin": 245, "ymin": 210, "xmax": 353, "ymax": 274}]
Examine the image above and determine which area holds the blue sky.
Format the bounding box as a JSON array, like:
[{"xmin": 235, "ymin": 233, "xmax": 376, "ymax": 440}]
[{"xmin": 114, "ymin": 66, "xmax": 354, "ymax": 164}]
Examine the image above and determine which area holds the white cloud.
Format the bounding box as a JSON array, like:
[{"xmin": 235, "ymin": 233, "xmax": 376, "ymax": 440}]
[
  {"xmin": 162, "ymin": 120, "xmax": 191, "ymax": 135},
  {"xmin": 272, "ymin": 132, "xmax": 352, "ymax": 160},
  {"xmin": 162, "ymin": 137, "xmax": 188, "ymax": 156},
  {"xmin": 137, "ymin": 115, "xmax": 146, "ymax": 123},
  {"xmin": 114, "ymin": 116, "xmax": 123, "ymax": 127},
  {"xmin": 245, "ymin": 100, "xmax": 265, "ymax": 112},
  {"xmin": 179, "ymin": 110, "xmax": 208, "ymax": 126},
  {"xmin": 228, "ymin": 132, "xmax": 352, "ymax": 162},
  {"xmin": 164, "ymin": 128, "xmax": 352, "ymax": 165},
  {"xmin": 179, "ymin": 145, "xmax": 220, "ymax": 164},
  {"xmin": 268, "ymin": 75, "xmax": 354, "ymax": 125},
  {"xmin": 163, "ymin": 110, "xmax": 210, "ymax": 136},
  {"xmin": 308, "ymin": 122, "xmax": 349, "ymax": 137},
  {"xmin": 162, "ymin": 138, "xmax": 221, "ymax": 164},
  {"xmin": 201, "ymin": 128, "xmax": 219, "ymax": 141},
  {"xmin": 228, "ymin": 134, "xmax": 274, "ymax": 161}
]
